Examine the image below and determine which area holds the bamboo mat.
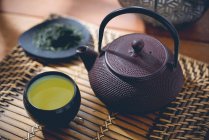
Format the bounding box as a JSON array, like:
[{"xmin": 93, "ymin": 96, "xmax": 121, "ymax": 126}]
[{"xmin": 0, "ymin": 23, "xmax": 209, "ymax": 140}]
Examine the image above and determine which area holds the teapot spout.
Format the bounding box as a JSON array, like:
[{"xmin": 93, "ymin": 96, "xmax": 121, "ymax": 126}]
[{"xmin": 76, "ymin": 46, "xmax": 98, "ymax": 71}]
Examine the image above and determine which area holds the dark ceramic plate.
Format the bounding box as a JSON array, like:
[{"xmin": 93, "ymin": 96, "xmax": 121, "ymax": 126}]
[{"xmin": 19, "ymin": 17, "xmax": 92, "ymax": 62}]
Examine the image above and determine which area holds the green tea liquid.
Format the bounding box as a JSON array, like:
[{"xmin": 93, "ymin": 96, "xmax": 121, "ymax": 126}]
[{"xmin": 28, "ymin": 75, "xmax": 74, "ymax": 110}]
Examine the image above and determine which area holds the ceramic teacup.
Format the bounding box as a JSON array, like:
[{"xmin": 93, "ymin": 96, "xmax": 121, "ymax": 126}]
[{"xmin": 23, "ymin": 71, "xmax": 81, "ymax": 127}]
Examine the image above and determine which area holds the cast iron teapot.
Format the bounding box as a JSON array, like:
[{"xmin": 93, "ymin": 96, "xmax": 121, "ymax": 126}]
[{"xmin": 77, "ymin": 7, "xmax": 184, "ymax": 114}]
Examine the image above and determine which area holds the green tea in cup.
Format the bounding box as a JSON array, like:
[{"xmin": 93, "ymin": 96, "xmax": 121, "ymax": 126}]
[
  {"xmin": 28, "ymin": 75, "xmax": 75, "ymax": 110},
  {"xmin": 23, "ymin": 71, "xmax": 81, "ymax": 127}
]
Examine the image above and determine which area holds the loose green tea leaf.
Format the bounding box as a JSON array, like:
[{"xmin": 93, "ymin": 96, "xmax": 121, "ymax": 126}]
[{"xmin": 33, "ymin": 23, "xmax": 82, "ymax": 51}]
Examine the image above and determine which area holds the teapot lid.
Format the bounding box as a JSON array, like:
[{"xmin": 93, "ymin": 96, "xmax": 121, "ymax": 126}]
[{"xmin": 105, "ymin": 34, "xmax": 168, "ymax": 78}]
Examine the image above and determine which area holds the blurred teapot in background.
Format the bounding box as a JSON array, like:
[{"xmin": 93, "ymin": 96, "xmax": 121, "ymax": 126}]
[
  {"xmin": 77, "ymin": 7, "xmax": 184, "ymax": 114},
  {"xmin": 119, "ymin": 0, "xmax": 209, "ymax": 26}
]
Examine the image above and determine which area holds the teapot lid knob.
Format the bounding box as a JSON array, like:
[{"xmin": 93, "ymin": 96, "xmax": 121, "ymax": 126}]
[{"xmin": 131, "ymin": 39, "xmax": 144, "ymax": 53}]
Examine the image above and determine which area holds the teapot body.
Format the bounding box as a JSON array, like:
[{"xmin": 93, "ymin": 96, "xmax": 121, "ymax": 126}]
[
  {"xmin": 77, "ymin": 7, "xmax": 185, "ymax": 114},
  {"xmin": 88, "ymin": 45, "xmax": 184, "ymax": 113}
]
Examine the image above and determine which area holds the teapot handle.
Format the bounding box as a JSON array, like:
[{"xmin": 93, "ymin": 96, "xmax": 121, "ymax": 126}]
[{"xmin": 98, "ymin": 6, "xmax": 179, "ymax": 68}]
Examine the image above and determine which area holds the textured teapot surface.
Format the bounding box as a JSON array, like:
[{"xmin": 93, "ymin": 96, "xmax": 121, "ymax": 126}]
[
  {"xmin": 87, "ymin": 43, "xmax": 184, "ymax": 114},
  {"xmin": 77, "ymin": 7, "xmax": 184, "ymax": 114}
]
